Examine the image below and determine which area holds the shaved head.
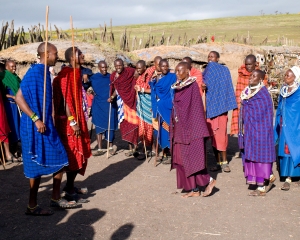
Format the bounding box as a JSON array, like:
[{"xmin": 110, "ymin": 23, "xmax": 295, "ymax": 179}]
[
  {"xmin": 253, "ymin": 69, "xmax": 265, "ymax": 80},
  {"xmin": 98, "ymin": 60, "xmax": 107, "ymax": 67},
  {"xmin": 178, "ymin": 62, "xmax": 189, "ymax": 69},
  {"xmin": 182, "ymin": 57, "xmax": 192, "ymax": 64},
  {"xmin": 37, "ymin": 42, "xmax": 56, "ymax": 56},
  {"xmin": 245, "ymin": 54, "xmax": 256, "ymax": 63},
  {"xmin": 159, "ymin": 59, "xmax": 169, "ymax": 67},
  {"xmin": 182, "ymin": 57, "xmax": 193, "ymax": 70},
  {"xmin": 154, "ymin": 56, "xmax": 162, "ymax": 63},
  {"xmin": 5, "ymin": 60, "xmax": 15, "ymax": 67},
  {"xmin": 36, "ymin": 42, "xmax": 58, "ymax": 66},
  {"xmin": 5, "ymin": 60, "xmax": 16, "ymax": 73},
  {"xmin": 136, "ymin": 60, "xmax": 146, "ymax": 67},
  {"xmin": 175, "ymin": 62, "xmax": 189, "ymax": 81}
]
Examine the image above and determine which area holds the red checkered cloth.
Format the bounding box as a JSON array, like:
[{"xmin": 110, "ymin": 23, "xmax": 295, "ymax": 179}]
[
  {"xmin": 190, "ymin": 67, "xmax": 203, "ymax": 96},
  {"xmin": 230, "ymin": 65, "xmax": 268, "ymax": 135},
  {"xmin": 53, "ymin": 67, "xmax": 91, "ymax": 175},
  {"xmin": 135, "ymin": 66, "xmax": 155, "ymax": 89}
]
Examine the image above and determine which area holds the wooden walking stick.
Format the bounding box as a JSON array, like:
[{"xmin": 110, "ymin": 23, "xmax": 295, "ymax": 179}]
[
  {"xmin": 42, "ymin": 6, "xmax": 49, "ymax": 123},
  {"xmin": 106, "ymin": 102, "xmax": 112, "ymax": 159},
  {"xmin": 70, "ymin": 16, "xmax": 79, "ymax": 123},
  {"xmin": 137, "ymin": 91, "xmax": 147, "ymax": 159},
  {"xmin": 0, "ymin": 141, "xmax": 6, "ymax": 169}
]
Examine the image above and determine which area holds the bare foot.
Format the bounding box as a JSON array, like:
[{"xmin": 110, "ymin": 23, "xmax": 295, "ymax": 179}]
[
  {"xmin": 202, "ymin": 179, "xmax": 216, "ymax": 197},
  {"xmin": 181, "ymin": 191, "xmax": 200, "ymax": 198}
]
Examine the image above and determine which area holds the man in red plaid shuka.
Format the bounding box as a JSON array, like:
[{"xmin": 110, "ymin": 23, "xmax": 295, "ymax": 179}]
[
  {"xmin": 53, "ymin": 47, "xmax": 91, "ymax": 203},
  {"xmin": 110, "ymin": 59, "xmax": 139, "ymax": 157}
]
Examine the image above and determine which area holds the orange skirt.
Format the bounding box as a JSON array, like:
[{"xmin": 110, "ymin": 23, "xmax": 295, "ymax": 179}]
[{"xmin": 206, "ymin": 113, "xmax": 228, "ymax": 151}]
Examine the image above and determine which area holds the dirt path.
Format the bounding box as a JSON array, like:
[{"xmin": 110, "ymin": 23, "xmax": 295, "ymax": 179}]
[{"xmin": 1, "ymin": 124, "xmax": 300, "ymax": 240}]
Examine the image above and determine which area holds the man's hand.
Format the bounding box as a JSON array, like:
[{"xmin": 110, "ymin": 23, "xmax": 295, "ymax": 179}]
[
  {"xmin": 107, "ymin": 97, "xmax": 113, "ymax": 103},
  {"xmin": 35, "ymin": 120, "xmax": 46, "ymax": 133},
  {"xmin": 71, "ymin": 124, "xmax": 81, "ymax": 137},
  {"xmin": 134, "ymin": 85, "xmax": 141, "ymax": 92},
  {"xmin": 201, "ymin": 83, "xmax": 207, "ymax": 91},
  {"xmin": 6, "ymin": 94, "xmax": 15, "ymax": 99}
]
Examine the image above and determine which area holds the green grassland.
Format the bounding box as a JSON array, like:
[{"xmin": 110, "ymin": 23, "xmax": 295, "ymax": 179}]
[{"xmin": 69, "ymin": 13, "xmax": 300, "ymax": 48}]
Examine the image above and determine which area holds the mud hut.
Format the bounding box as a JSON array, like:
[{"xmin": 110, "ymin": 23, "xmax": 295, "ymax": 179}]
[
  {"xmin": 0, "ymin": 40, "xmax": 133, "ymax": 78},
  {"xmin": 131, "ymin": 45, "xmax": 217, "ymax": 71}
]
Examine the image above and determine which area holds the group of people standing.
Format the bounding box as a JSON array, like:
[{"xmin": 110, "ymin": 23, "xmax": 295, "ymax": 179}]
[{"xmin": 0, "ymin": 41, "xmax": 300, "ymax": 216}]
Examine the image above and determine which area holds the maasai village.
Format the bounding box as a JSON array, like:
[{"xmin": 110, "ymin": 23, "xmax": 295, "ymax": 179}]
[{"xmin": 0, "ymin": 1, "xmax": 300, "ymax": 239}]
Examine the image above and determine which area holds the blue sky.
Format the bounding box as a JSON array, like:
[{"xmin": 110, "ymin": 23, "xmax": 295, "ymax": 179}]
[{"xmin": 1, "ymin": 0, "xmax": 299, "ymax": 30}]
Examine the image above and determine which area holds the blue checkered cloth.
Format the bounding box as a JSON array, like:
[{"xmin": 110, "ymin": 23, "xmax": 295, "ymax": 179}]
[
  {"xmin": 239, "ymin": 87, "xmax": 275, "ymax": 163},
  {"xmin": 203, "ymin": 62, "xmax": 237, "ymax": 119},
  {"xmin": 20, "ymin": 64, "xmax": 69, "ymax": 178},
  {"xmin": 274, "ymin": 88, "xmax": 300, "ymax": 167}
]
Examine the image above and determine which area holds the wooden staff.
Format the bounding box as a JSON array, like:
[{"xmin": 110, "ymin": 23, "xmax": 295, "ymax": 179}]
[
  {"xmin": 0, "ymin": 141, "xmax": 6, "ymax": 169},
  {"xmin": 106, "ymin": 102, "xmax": 112, "ymax": 159},
  {"xmin": 154, "ymin": 116, "xmax": 160, "ymax": 167},
  {"xmin": 70, "ymin": 16, "xmax": 79, "ymax": 123},
  {"xmin": 42, "ymin": 6, "xmax": 49, "ymax": 123},
  {"xmin": 137, "ymin": 91, "xmax": 147, "ymax": 159}
]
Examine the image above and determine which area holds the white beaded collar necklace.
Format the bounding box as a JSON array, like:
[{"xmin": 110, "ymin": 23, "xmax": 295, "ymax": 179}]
[
  {"xmin": 240, "ymin": 82, "xmax": 263, "ymax": 100},
  {"xmin": 280, "ymin": 81, "xmax": 299, "ymax": 98}
]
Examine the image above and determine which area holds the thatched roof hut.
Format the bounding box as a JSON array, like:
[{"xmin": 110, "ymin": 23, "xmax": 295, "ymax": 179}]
[
  {"xmin": 131, "ymin": 45, "xmax": 214, "ymax": 71},
  {"xmin": 0, "ymin": 40, "xmax": 133, "ymax": 78}
]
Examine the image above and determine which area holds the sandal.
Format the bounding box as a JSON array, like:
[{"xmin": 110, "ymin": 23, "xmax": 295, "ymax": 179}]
[
  {"xmin": 92, "ymin": 149, "xmax": 105, "ymax": 156},
  {"xmin": 148, "ymin": 151, "xmax": 156, "ymax": 157},
  {"xmin": 63, "ymin": 186, "xmax": 88, "ymax": 195},
  {"xmin": 109, "ymin": 146, "xmax": 117, "ymax": 156},
  {"xmin": 181, "ymin": 191, "xmax": 200, "ymax": 198},
  {"xmin": 125, "ymin": 150, "xmax": 134, "ymax": 157},
  {"xmin": 161, "ymin": 156, "xmax": 171, "ymax": 165},
  {"xmin": 6, "ymin": 155, "xmax": 20, "ymax": 163},
  {"xmin": 248, "ymin": 189, "xmax": 266, "ymax": 196},
  {"xmin": 25, "ymin": 205, "xmax": 54, "ymax": 216},
  {"xmin": 281, "ymin": 181, "xmax": 290, "ymax": 191},
  {"xmin": 50, "ymin": 198, "xmax": 78, "ymax": 209},
  {"xmin": 74, "ymin": 187, "xmax": 88, "ymax": 195},
  {"xmin": 221, "ymin": 163, "xmax": 231, "ymax": 173},
  {"xmin": 64, "ymin": 192, "xmax": 90, "ymax": 203},
  {"xmin": 209, "ymin": 165, "xmax": 221, "ymax": 172},
  {"xmin": 136, "ymin": 153, "xmax": 146, "ymax": 161}
]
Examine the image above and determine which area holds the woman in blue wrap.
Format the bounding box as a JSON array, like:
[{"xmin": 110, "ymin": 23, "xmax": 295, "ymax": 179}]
[{"xmin": 274, "ymin": 66, "xmax": 300, "ymax": 191}]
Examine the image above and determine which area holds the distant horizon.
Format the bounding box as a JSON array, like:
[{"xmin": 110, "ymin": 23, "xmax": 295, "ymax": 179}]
[{"xmin": 2, "ymin": 12, "xmax": 299, "ymax": 32}]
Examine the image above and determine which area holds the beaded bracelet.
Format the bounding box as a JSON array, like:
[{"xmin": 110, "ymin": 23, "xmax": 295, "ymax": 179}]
[
  {"xmin": 32, "ymin": 115, "xmax": 40, "ymax": 122},
  {"xmin": 30, "ymin": 113, "xmax": 40, "ymax": 122},
  {"xmin": 70, "ymin": 121, "xmax": 77, "ymax": 127}
]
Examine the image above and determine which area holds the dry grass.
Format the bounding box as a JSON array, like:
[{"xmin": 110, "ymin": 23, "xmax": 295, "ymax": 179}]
[{"xmin": 69, "ymin": 13, "xmax": 300, "ymax": 48}]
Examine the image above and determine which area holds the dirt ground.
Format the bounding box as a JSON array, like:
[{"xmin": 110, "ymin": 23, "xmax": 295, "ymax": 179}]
[{"xmin": 1, "ymin": 117, "xmax": 300, "ymax": 240}]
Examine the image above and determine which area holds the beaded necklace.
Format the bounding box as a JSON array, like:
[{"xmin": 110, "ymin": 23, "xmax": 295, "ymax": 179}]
[
  {"xmin": 280, "ymin": 81, "xmax": 299, "ymax": 98},
  {"xmin": 240, "ymin": 82, "xmax": 263, "ymax": 100}
]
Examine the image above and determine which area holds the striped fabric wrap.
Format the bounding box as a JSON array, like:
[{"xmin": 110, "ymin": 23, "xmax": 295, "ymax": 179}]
[
  {"xmin": 117, "ymin": 94, "xmax": 124, "ymax": 124},
  {"xmin": 137, "ymin": 93, "xmax": 152, "ymax": 124}
]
